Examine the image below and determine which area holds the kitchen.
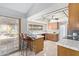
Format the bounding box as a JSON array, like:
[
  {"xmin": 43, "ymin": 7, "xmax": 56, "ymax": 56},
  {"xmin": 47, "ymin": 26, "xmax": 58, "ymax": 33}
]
[
  {"xmin": 23, "ymin": 5, "xmax": 68, "ymax": 55},
  {"xmin": 24, "ymin": 3, "xmax": 79, "ymax": 56},
  {"xmin": 0, "ymin": 3, "xmax": 79, "ymax": 56}
]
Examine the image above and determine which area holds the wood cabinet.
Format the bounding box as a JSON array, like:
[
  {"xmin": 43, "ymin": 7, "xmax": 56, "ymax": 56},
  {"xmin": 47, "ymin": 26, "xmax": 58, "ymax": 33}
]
[
  {"xmin": 27, "ymin": 37, "xmax": 44, "ymax": 54},
  {"xmin": 68, "ymin": 3, "xmax": 79, "ymax": 30},
  {"xmin": 48, "ymin": 22, "xmax": 59, "ymax": 30},
  {"xmin": 45, "ymin": 34, "xmax": 58, "ymax": 42},
  {"xmin": 57, "ymin": 45, "xmax": 79, "ymax": 56}
]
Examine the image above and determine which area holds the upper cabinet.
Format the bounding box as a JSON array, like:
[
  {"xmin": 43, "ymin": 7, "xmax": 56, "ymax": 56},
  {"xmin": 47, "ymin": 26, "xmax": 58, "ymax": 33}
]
[
  {"xmin": 48, "ymin": 22, "xmax": 59, "ymax": 30},
  {"xmin": 29, "ymin": 24, "xmax": 43, "ymax": 31},
  {"xmin": 27, "ymin": 21, "xmax": 48, "ymax": 32},
  {"xmin": 68, "ymin": 3, "xmax": 79, "ymax": 30}
]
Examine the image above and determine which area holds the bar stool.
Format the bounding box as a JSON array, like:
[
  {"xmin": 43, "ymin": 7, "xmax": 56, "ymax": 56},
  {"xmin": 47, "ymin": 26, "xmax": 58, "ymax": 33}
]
[
  {"xmin": 26, "ymin": 36, "xmax": 36, "ymax": 55},
  {"xmin": 20, "ymin": 33, "xmax": 28, "ymax": 56},
  {"xmin": 20, "ymin": 33, "xmax": 36, "ymax": 56}
]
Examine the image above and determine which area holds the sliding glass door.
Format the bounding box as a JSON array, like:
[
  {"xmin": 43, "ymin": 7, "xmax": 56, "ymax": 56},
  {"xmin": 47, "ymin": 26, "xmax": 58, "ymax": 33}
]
[{"xmin": 0, "ymin": 16, "xmax": 19, "ymax": 55}]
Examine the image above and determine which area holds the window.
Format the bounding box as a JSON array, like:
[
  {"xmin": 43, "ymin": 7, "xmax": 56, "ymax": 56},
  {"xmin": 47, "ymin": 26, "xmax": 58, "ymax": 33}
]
[{"xmin": 0, "ymin": 16, "xmax": 19, "ymax": 55}]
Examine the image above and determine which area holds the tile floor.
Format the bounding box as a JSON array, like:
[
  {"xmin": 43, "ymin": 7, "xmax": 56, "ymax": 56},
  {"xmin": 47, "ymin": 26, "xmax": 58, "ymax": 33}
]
[{"xmin": 9, "ymin": 40, "xmax": 57, "ymax": 56}]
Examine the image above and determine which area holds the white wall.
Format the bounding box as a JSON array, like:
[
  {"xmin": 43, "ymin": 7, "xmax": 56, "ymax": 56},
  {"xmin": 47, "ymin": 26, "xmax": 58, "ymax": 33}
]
[
  {"xmin": 59, "ymin": 23, "xmax": 67, "ymax": 39},
  {"xmin": 59, "ymin": 18, "xmax": 68, "ymax": 40},
  {"xmin": 21, "ymin": 18, "xmax": 27, "ymax": 33}
]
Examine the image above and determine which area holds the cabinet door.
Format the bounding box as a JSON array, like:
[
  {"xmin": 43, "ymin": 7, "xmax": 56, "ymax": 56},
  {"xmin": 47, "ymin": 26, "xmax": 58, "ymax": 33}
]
[
  {"xmin": 35, "ymin": 38, "xmax": 44, "ymax": 53},
  {"xmin": 46, "ymin": 34, "xmax": 58, "ymax": 42},
  {"xmin": 31, "ymin": 41, "xmax": 36, "ymax": 52},
  {"xmin": 47, "ymin": 34, "xmax": 53, "ymax": 40},
  {"xmin": 48, "ymin": 23, "xmax": 58, "ymax": 30},
  {"xmin": 58, "ymin": 45, "xmax": 68, "ymax": 56},
  {"xmin": 69, "ymin": 3, "xmax": 79, "ymax": 30},
  {"xmin": 58, "ymin": 45, "xmax": 79, "ymax": 56},
  {"xmin": 52, "ymin": 35, "xmax": 58, "ymax": 41},
  {"xmin": 32, "ymin": 38, "xmax": 44, "ymax": 54}
]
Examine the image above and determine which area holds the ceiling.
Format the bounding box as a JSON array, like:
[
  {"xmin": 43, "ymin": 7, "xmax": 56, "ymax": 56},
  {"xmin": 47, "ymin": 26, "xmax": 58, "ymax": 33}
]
[
  {"xmin": 0, "ymin": 3, "xmax": 33, "ymax": 13},
  {"xmin": 0, "ymin": 3, "xmax": 68, "ymax": 18}
]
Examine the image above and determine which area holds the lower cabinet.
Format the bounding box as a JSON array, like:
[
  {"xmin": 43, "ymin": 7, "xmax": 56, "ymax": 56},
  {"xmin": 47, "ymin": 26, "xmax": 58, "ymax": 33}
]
[
  {"xmin": 27, "ymin": 37, "xmax": 44, "ymax": 54},
  {"xmin": 45, "ymin": 34, "xmax": 58, "ymax": 42},
  {"xmin": 57, "ymin": 45, "xmax": 79, "ymax": 56}
]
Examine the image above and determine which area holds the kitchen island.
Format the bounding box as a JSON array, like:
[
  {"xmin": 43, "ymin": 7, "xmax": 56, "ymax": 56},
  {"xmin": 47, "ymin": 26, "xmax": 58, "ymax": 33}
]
[
  {"xmin": 27, "ymin": 35, "xmax": 44, "ymax": 54},
  {"xmin": 57, "ymin": 39, "xmax": 79, "ymax": 56}
]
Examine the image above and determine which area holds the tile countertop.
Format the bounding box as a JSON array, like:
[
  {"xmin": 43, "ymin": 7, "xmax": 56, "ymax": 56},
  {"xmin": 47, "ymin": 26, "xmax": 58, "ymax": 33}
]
[
  {"xmin": 31, "ymin": 30, "xmax": 59, "ymax": 35},
  {"xmin": 46, "ymin": 30, "xmax": 59, "ymax": 34},
  {"xmin": 57, "ymin": 39, "xmax": 79, "ymax": 51},
  {"xmin": 28, "ymin": 35, "xmax": 44, "ymax": 40},
  {"xmin": 34, "ymin": 35, "xmax": 44, "ymax": 39}
]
